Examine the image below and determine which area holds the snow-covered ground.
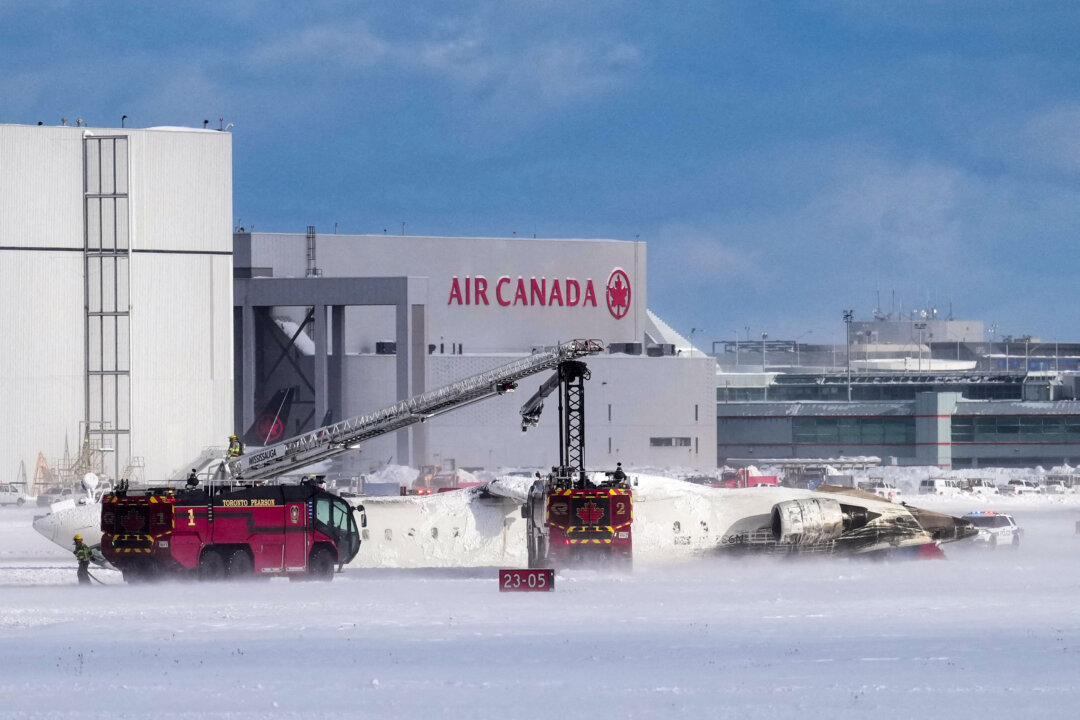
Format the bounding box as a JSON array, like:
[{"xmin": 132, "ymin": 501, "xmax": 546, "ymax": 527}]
[{"xmin": 3, "ymin": 478, "xmax": 1080, "ymax": 720}]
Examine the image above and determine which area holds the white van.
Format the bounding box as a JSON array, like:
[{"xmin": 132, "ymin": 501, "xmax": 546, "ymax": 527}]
[
  {"xmin": 960, "ymin": 478, "xmax": 999, "ymax": 495},
  {"xmin": 918, "ymin": 478, "xmax": 961, "ymax": 496},
  {"xmin": 0, "ymin": 483, "xmax": 28, "ymax": 506}
]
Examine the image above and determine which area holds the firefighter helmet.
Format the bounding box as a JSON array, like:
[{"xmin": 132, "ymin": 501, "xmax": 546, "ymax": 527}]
[{"xmin": 73, "ymin": 534, "xmax": 83, "ymax": 542}]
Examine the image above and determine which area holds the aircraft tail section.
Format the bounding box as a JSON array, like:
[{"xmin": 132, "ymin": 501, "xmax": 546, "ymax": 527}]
[{"xmin": 242, "ymin": 388, "xmax": 296, "ymax": 446}]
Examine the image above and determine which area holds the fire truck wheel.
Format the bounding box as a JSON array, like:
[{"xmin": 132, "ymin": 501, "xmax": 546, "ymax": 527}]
[
  {"xmin": 309, "ymin": 547, "xmax": 335, "ymax": 581},
  {"xmin": 122, "ymin": 558, "xmax": 157, "ymax": 584},
  {"xmin": 226, "ymin": 549, "xmax": 255, "ymax": 580},
  {"xmin": 527, "ymin": 535, "xmax": 538, "ymax": 568},
  {"xmin": 528, "ymin": 534, "xmax": 549, "ymax": 568},
  {"xmin": 198, "ymin": 550, "xmax": 226, "ymax": 581}
]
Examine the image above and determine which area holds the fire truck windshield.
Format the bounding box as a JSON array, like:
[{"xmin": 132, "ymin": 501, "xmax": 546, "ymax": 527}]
[{"xmin": 313, "ymin": 496, "xmax": 361, "ymax": 564}]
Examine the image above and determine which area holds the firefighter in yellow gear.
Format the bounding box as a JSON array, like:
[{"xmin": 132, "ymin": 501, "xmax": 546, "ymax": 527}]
[
  {"xmin": 227, "ymin": 434, "xmax": 245, "ymax": 458},
  {"xmin": 73, "ymin": 534, "xmax": 92, "ymax": 585}
]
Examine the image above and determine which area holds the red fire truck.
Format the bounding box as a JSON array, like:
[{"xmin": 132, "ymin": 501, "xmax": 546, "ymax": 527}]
[
  {"xmin": 543, "ymin": 484, "xmax": 633, "ymax": 566},
  {"xmin": 100, "ymin": 481, "xmax": 362, "ymax": 582},
  {"xmin": 101, "ymin": 340, "xmax": 608, "ymax": 582},
  {"xmin": 520, "ymin": 358, "xmax": 634, "ymax": 568}
]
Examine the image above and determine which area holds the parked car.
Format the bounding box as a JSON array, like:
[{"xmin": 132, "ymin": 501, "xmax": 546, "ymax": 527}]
[
  {"xmin": 960, "ymin": 478, "xmax": 999, "ymax": 495},
  {"xmin": 999, "ymin": 479, "xmax": 1040, "ymax": 496},
  {"xmin": 1039, "ymin": 479, "xmax": 1069, "ymax": 494},
  {"xmin": 962, "ymin": 511, "xmax": 1022, "ymax": 549},
  {"xmin": 0, "ymin": 483, "xmax": 28, "ymax": 506},
  {"xmin": 918, "ymin": 478, "xmax": 961, "ymax": 496},
  {"xmin": 864, "ymin": 481, "xmax": 902, "ymax": 502},
  {"xmin": 35, "ymin": 486, "xmax": 75, "ymax": 507}
]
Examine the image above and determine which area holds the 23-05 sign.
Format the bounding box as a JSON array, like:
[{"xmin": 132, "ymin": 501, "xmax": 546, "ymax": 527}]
[{"xmin": 499, "ymin": 568, "xmax": 554, "ymax": 592}]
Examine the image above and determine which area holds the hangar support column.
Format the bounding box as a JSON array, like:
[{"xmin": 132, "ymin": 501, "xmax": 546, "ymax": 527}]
[
  {"xmin": 394, "ymin": 284, "xmax": 428, "ymax": 467},
  {"xmin": 330, "ymin": 305, "xmax": 345, "ymax": 424},
  {"xmin": 313, "ymin": 303, "xmax": 328, "ymax": 428},
  {"xmin": 234, "ymin": 276, "xmax": 427, "ymax": 465}
]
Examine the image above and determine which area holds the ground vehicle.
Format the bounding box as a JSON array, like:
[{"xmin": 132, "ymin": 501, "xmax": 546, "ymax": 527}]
[
  {"xmin": 1045, "ymin": 474, "xmax": 1080, "ymax": 492},
  {"xmin": 36, "ymin": 486, "xmax": 74, "ymax": 507},
  {"xmin": 0, "ymin": 484, "xmax": 28, "ymax": 506},
  {"xmin": 962, "ymin": 511, "xmax": 1021, "ymax": 549},
  {"xmin": 411, "ymin": 468, "xmax": 483, "ymax": 495},
  {"xmin": 519, "ymin": 357, "xmax": 633, "ymax": 568},
  {"xmin": 960, "ymin": 478, "xmax": 998, "ymax": 495},
  {"xmin": 1039, "ymin": 478, "xmax": 1068, "ymax": 494},
  {"xmin": 102, "ymin": 341, "xmax": 606, "ymax": 582},
  {"xmin": 863, "ymin": 481, "xmax": 902, "ymax": 502},
  {"xmin": 101, "ymin": 481, "xmax": 363, "ymax": 581},
  {"xmin": 684, "ymin": 476, "xmax": 722, "ymax": 488},
  {"xmin": 918, "ymin": 478, "xmax": 961, "ymax": 496},
  {"xmin": 719, "ymin": 470, "xmax": 779, "ymax": 489},
  {"xmin": 1000, "ymin": 479, "xmax": 1040, "ymax": 495}
]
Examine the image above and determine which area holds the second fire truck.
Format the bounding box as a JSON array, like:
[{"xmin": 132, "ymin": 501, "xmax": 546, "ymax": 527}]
[{"xmin": 519, "ymin": 359, "xmax": 634, "ymax": 569}]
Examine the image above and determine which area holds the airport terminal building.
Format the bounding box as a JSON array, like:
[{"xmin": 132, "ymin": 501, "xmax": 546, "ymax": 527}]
[{"xmin": 715, "ymin": 321, "xmax": 1080, "ymax": 469}]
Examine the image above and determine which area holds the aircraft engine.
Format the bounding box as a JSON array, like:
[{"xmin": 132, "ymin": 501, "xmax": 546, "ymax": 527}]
[
  {"xmin": 81, "ymin": 472, "xmax": 99, "ymax": 492},
  {"xmin": 771, "ymin": 498, "xmax": 845, "ymax": 545}
]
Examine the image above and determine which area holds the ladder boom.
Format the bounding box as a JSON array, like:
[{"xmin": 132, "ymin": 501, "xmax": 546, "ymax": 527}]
[{"xmin": 230, "ymin": 339, "xmax": 604, "ymax": 480}]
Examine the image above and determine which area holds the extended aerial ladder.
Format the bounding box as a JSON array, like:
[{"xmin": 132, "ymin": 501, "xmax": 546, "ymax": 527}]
[
  {"xmin": 227, "ymin": 339, "xmax": 605, "ymax": 482},
  {"xmin": 519, "ymin": 355, "xmax": 633, "ymax": 568},
  {"xmin": 519, "ymin": 360, "xmax": 592, "ymax": 489}
]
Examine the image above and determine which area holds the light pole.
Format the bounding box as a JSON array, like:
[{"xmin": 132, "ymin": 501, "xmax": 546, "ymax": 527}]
[
  {"xmin": 795, "ymin": 330, "xmax": 812, "ymax": 367},
  {"xmin": 843, "ymin": 310, "xmax": 853, "ymax": 401},
  {"xmin": 734, "ymin": 331, "xmax": 739, "ymax": 366},
  {"xmin": 761, "ymin": 331, "xmax": 768, "ymax": 373},
  {"xmin": 689, "ymin": 328, "xmax": 697, "ymax": 359},
  {"xmin": 914, "ymin": 322, "xmax": 927, "ymax": 371}
]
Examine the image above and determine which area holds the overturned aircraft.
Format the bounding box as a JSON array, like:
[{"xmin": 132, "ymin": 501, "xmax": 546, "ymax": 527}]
[{"xmin": 348, "ymin": 473, "xmax": 976, "ymax": 569}]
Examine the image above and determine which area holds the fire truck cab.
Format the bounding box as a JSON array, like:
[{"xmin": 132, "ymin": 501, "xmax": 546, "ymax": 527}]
[{"xmin": 101, "ymin": 482, "xmax": 362, "ymax": 582}]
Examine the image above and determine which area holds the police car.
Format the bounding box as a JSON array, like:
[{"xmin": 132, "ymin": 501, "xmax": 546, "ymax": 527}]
[{"xmin": 961, "ymin": 510, "xmax": 1022, "ymax": 550}]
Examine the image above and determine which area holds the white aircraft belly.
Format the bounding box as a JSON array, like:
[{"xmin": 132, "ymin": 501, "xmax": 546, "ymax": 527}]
[{"xmin": 32, "ymin": 501, "xmax": 103, "ymax": 554}]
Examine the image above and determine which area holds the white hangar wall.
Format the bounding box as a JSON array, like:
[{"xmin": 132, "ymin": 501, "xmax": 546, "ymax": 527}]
[
  {"xmin": 237, "ymin": 231, "xmax": 715, "ymax": 472},
  {"xmin": 237, "ymin": 232, "xmax": 647, "ymax": 353},
  {"xmin": 334, "ymin": 353, "xmax": 715, "ymax": 472},
  {"xmin": 0, "ymin": 124, "xmax": 233, "ymax": 485}
]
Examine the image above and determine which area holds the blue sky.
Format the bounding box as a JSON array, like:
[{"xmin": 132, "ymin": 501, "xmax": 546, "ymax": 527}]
[{"xmin": 4, "ymin": 1, "xmax": 1080, "ymax": 344}]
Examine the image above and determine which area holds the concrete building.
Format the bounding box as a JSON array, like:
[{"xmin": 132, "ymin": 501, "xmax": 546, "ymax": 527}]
[
  {"xmin": 715, "ymin": 318, "xmax": 1080, "ymax": 469},
  {"xmin": 233, "ymin": 231, "xmax": 715, "ymax": 473},
  {"xmin": 0, "ymin": 123, "xmax": 233, "ymax": 486}
]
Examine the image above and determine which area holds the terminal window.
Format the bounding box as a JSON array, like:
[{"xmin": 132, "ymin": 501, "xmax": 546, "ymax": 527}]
[
  {"xmin": 650, "ymin": 437, "xmax": 691, "ymax": 447},
  {"xmin": 791, "ymin": 417, "xmax": 916, "ymax": 445},
  {"xmin": 952, "ymin": 415, "xmax": 1080, "ymax": 443}
]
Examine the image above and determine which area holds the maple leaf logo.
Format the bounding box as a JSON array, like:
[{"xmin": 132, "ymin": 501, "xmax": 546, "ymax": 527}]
[
  {"xmin": 606, "ymin": 269, "xmax": 631, "ymax": 319},
  {"xmin": 257, "ymin": 415, "xmax": 284, "ymax": 443},
  {"xmin": 576, "ymin": 501, "xmax": 606, "ymax": 524},
  {"xmin": 121, "ymin": 509, "xmax": 146, "ymax": 533}
]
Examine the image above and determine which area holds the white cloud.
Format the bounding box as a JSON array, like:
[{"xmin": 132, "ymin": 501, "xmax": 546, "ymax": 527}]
[
  {"xmin": 810, "ymin": 153, "xmax": 966, "ymax": 265},
  {"xmin": 652, "ymin": 224, "xmax": 758, "ymax": 281},
  {"xmin": 1019, "ymin": 104, "xmax": 1080, "ymax": 174},
  {"xmin": 245, "ymin": 18, "xmax": 642, "ymax": 115},
  {"xmin": 249, "ymin": 21, "xmax": 390, "ymax": 70}
]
